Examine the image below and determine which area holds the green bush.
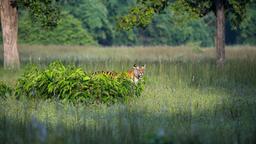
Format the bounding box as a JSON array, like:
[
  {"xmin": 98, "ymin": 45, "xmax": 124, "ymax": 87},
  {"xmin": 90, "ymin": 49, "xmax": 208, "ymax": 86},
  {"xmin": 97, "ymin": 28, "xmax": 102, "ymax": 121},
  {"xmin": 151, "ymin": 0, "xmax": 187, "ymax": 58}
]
[
  {"xmin": 0, "ymin": 81, "xmax": 13, "ymax": 98},
  {"xmin": 15, "ymin": 62, "xmax": 145, "ymax": 104}
]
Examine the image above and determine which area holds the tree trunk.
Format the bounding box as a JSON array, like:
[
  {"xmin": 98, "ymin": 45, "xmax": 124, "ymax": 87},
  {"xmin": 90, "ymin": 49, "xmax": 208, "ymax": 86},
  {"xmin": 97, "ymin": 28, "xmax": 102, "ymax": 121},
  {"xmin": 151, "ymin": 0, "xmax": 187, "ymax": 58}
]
[
  {"xmin": 0, "ymin": 0, "xmax": 20, "ymax": 69},
  {"xmin": 215, "ymin": 0, "xmax": 225, "ymax": 67}
]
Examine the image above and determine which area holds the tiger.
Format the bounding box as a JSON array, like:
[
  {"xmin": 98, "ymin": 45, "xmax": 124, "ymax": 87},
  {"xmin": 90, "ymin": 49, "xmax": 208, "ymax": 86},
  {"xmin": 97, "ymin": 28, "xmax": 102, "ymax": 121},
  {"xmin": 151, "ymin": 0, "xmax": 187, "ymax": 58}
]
[
  {"xmin": 127, "ymin": 64, "xmax": 146, "ymax": 84},
  {"xmin": 92, "ymin": 64, "xmax": 146, "ymax": 84}
]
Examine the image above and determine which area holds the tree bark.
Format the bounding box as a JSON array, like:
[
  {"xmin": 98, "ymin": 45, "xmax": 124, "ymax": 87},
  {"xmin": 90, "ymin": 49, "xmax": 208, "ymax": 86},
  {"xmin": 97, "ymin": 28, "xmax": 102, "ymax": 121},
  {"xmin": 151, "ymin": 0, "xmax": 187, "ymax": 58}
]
[
  {"xmin": 0, "ymin": 0, "xmax": 20, "ymax": 69},
  {"xmin": 215, "ymin": 0, "xmax": 225, "ymax": 67}
]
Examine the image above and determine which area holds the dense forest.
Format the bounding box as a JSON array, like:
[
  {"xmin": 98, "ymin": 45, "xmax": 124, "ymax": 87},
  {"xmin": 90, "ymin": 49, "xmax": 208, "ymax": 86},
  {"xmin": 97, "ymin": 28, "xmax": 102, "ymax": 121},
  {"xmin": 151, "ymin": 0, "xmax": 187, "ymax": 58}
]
[{"xmin": 0, "ymin": 0, "xmax": 255, "ymax": 46}]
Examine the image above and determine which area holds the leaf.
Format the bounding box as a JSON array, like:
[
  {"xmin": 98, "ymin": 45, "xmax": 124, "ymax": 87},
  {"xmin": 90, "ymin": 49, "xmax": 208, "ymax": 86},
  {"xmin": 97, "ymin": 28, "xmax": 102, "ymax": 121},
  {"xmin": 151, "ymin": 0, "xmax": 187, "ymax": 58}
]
[{"xmin": 83, "ymin": 76, "xmax": 90, "ymax": 81}]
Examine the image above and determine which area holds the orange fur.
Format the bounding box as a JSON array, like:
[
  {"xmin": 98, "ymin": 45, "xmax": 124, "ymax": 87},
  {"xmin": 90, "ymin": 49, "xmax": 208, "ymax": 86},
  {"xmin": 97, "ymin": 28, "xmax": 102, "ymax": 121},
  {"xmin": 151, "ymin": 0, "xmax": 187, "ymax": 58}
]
[
  {"xmin": 93, "ymin": 64, "xmax": 145, "ymax": 84},
  {"xmin": 127, "ymin": 69, "xmax": 135, "ymax": 80},
  {"xmin": 127, "ymin": 64, "xmax": 145, "ymax": 83}
]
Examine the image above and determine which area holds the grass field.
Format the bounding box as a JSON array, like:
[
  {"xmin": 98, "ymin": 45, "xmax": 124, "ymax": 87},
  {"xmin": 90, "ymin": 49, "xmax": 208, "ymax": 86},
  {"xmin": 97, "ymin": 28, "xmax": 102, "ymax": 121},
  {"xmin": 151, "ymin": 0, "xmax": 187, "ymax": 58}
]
[{"xmin": 1, "ymin": 45, "xmax": 256, "ymax": 144}]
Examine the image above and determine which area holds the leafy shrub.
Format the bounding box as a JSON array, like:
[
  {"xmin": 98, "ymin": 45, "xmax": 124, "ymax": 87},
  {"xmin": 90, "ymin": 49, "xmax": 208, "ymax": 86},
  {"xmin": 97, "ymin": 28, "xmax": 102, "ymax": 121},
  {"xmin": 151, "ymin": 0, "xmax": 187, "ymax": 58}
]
[
  {"xmin": 15, "ymin": 62, "xmax": 145, "ymax": 104},
  {"xmin": 89, "ymin": 73, "xmax": 144, "ymax": 104},
  {"xmin": 0, "ymin": 81, "xmax": 13, "ymax": 98}
]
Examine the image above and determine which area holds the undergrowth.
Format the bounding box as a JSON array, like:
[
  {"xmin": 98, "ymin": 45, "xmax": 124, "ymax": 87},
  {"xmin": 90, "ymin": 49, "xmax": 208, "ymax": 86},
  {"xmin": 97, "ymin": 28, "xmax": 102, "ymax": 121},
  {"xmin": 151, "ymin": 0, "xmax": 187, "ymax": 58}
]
[
  {"xmin": 0, "ymin": 81, "xmax": 13, "ymax": 98},
  {"xmin": 14, "ymin": 61, "xmax": 144, "ymax": 104}
]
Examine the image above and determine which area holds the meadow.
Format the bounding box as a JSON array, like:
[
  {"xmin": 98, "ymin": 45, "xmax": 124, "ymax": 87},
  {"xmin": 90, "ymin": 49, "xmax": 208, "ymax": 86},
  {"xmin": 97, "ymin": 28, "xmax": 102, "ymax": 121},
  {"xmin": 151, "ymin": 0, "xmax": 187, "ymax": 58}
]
[{"xmin": 1, "ymin": 45, "xmax": 256, "ymax": 144}]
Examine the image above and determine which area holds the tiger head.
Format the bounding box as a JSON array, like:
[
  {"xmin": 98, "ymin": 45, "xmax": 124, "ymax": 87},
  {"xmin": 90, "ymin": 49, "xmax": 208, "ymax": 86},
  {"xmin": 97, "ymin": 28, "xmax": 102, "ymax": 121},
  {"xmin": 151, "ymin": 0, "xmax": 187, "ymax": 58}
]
[{"xmin": 132, "ymin": 64, "xmax": 146, "ymax": 83}]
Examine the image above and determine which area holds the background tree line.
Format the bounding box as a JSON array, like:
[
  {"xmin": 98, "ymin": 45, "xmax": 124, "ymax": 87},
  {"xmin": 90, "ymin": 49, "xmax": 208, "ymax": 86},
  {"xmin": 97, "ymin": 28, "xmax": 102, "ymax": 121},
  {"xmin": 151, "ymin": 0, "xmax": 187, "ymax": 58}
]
[{"xmin": 0, "ymin": 0, "xmax": 255, "ymax": 47}]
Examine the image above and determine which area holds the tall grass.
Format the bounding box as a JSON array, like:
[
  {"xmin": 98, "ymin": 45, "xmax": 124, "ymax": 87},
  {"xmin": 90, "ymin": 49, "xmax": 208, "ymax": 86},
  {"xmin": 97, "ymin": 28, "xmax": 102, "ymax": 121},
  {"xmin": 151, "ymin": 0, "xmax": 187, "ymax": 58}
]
[{"xmin": 1, "ymin": 45, "xmax": 256, "ymax": 144}]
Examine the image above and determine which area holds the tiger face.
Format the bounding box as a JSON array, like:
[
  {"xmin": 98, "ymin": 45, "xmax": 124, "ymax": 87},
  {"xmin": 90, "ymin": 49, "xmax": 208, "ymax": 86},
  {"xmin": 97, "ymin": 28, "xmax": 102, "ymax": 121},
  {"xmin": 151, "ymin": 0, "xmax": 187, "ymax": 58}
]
[
  {"xmin": 133, "ymin": 64, "xmax": 145, "ymax": 79},
  {"xmin": 128, "ymin": 64, "xmax": 146, "ymax": 84}
]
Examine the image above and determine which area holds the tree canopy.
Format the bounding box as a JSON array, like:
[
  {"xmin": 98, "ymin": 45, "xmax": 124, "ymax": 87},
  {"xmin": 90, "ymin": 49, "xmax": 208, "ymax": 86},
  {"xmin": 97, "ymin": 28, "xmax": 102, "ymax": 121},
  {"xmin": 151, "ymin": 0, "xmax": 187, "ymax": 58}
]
[
  {"xmin": 18, "ymin": 11, "xmax": 96, "ymax": 45},
  {"xmin": 0, "ymin": 0, "xmax": 255, "ymax": 46},
  {"xmin": 17, "ymin": 0, "xmax": 61, "ymax": 27},
  {"xmin": 118, "ymin": 0, "xmax": 252, "ymax": 30}
]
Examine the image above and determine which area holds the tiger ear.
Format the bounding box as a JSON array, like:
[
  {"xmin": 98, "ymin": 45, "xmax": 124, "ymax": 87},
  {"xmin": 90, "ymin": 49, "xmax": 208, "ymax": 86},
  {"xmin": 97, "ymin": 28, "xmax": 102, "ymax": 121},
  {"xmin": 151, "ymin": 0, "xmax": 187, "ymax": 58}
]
[
  {"xmin": 133, "ymin": 64, "xmax": 137, "ymax": 69},
  {"xmin": 142, "ymin": 64, "xmax": 146, "ymax": 69}
]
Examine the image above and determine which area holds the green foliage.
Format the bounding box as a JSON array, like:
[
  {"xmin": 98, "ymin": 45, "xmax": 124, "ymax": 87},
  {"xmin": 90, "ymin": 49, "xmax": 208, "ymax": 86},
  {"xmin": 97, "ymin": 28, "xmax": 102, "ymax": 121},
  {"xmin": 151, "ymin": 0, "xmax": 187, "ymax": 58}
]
[
  {"xmin": 116, "ymin": 0, "xmax": 215, "ymax": 46},
  {"xmin": 70, "ymin": 0, "xmax": 113, "ymax": 45},
  {"xmin": 1, "ymin": 0, "xmax": 253, "ymax": 46},
  {"xmin": 16, "ymin": 0, "xmax": 216, "ymax": 46},
  {"xmin": 89, "ymin": 73, "xmax": 144, "ymax": 104},
  {"xmin": 120, "ymin": 0, "xmax": 252, "ymax": 29},
  {"xmin": 175, "ymin": 0, "xmax": 252, "ymax": 29},
  {"xmin": 117, "ymin": 5, "xmax": 155, "ymax": 30},
  {"xmin": 228, "ymin": 0, "xmax": 252, "ymax": 28},
  {"xmin": 140, "ymin": 9, "xmax": 214, "ymax": 46},
  {"xmin": 15, "ymin": 61, "xmax": 144, "ymax": 104},
  {"xmin": 0, "ymin": 81, "xmax": 13, "ymax": 98},
  {"xmin": 118, "ymin": 0, "xmax": 254, "ymax": 46},
  {"xmin": 117, "ymin": 0, "xmax": 173, "ymax": 30},
  {"xmin": 190, "ymin": 0, "xmax": 253, "ymax": 28},
  {"xmin": 102, "ymin": 0, "xmax": 140, "ymax": 45},
  {"xmin": 112, "ymin": 30, "xmax": 139, "ymax": 46},
  {"xmin": 18, "ymin": 12, "xmax": 96, "ymax": 45},
  {"xmin": 17, "ymin": 0, "xmax": 61, "ymax": 28},
  {"xmin": 238, "ymin": 3, "xmax": 256, "ymax": 45},
  {"xmin": 117, "ymin": 0, "xmax": 171, "ymax": 30}
]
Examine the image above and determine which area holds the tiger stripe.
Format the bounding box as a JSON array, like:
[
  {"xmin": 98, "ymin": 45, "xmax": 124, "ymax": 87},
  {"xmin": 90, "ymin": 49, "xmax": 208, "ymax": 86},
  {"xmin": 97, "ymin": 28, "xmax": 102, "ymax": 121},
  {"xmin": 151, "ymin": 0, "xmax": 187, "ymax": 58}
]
[{"xmin": 92, "ymin": 64, "xmax": 145, "ymax": 84}]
